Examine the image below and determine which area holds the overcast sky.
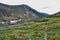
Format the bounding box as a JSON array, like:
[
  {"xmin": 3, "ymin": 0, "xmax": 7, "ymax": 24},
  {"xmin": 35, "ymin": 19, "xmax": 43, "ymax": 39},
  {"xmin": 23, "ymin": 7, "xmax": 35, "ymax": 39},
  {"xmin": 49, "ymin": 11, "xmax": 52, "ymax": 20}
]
[{"xmin": 0, "ymin": 0, "xmax": 60, "ymax": 15}]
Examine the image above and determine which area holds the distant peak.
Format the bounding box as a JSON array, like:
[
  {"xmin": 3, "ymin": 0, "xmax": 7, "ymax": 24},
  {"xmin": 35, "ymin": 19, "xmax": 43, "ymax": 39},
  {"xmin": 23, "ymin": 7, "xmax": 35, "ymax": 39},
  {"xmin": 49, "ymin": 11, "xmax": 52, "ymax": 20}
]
[
  {"xmin": 0, "ymin": 3, "xmax": 10, "ymax": 6},
  {"xmin": 0, "ymin": 3, "xmax": 5, "ymax": 5},
  {"xmin": 0, "ymin": 3, "xmax": 29, "ymax": 7}
]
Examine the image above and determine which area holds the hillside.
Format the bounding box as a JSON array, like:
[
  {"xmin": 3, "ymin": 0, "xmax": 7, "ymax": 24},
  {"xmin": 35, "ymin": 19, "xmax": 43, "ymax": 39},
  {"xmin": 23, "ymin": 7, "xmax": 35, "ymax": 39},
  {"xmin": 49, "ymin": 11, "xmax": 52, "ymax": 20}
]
[
  {"xmin": 0, "ymin": 3, "xmax": 49, "ymax": 21},
  {"xmin": 0, "ymin": 3, "xmax": 60, "ymax": 40},
  {"xmin": 48, "ymin": 11, "xmax": 60, "ymax": 17},
  {"xmin": 0, "ymin": 17, "xmax": 60, "ymax": 40}
]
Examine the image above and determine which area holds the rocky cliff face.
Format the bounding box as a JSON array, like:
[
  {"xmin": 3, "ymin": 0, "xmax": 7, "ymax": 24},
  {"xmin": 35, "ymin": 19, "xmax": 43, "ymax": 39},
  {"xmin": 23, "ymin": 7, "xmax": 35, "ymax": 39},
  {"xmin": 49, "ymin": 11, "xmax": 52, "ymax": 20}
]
[{"xmin": 0, "ymin": 3, "xmax": 49, "ymax": 21}]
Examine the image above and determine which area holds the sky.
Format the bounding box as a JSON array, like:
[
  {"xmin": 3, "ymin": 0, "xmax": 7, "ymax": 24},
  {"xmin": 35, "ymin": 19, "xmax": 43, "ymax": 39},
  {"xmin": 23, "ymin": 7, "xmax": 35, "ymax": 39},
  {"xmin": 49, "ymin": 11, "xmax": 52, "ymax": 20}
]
[{"xmin": 0, "ymin": 0, "xmax": 60, "ymax": 15}]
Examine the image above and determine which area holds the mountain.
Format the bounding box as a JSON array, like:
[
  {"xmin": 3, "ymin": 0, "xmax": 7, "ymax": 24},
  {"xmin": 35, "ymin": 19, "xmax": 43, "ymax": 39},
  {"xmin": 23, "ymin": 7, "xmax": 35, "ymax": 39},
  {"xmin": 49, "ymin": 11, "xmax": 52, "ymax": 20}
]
[
  {"xmin": 48, "ymin": 11, "xmax": 60, "ymax": 17},
  {"xmin": 0, "ymin": 3, "xmax": 49, "ymax": 21}
]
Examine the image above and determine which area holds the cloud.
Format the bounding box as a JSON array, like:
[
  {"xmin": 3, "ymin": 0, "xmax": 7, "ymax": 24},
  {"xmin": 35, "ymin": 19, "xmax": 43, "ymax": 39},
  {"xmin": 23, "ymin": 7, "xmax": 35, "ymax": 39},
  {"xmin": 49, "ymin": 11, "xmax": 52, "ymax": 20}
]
[{"xmin": 42, "ymin": 7, "xmax": 50, "ymax": 9}]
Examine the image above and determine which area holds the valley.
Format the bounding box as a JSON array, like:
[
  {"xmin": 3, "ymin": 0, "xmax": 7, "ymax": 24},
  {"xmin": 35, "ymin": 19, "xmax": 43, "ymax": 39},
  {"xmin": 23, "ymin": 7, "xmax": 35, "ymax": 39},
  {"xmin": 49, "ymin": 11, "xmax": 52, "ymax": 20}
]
[
  {"xmin": 0, "ymin": 3, "xmax": 60, "ymax": 40},
  {"xmin": 0, "ymin": 18, "xmax": 60, "ymax": 40}
]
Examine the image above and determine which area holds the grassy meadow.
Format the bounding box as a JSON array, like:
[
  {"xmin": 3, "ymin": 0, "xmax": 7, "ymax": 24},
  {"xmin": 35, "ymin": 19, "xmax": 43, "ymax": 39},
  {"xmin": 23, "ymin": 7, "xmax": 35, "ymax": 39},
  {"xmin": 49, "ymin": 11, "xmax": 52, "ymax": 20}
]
[{"xmin": 0, "ymin": 18, "xmax": 60, "ymax": 40}]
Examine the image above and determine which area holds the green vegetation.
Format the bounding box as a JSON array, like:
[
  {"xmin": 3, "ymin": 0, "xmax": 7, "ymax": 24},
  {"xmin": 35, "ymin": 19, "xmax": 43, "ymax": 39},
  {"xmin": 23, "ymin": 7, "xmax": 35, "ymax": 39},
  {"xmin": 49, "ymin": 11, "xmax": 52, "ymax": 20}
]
[
  {"xmin": 0, "ymin": 3, "xmax": 60, "ymax": 40},
  {"xmin": 0, "ymin": 17, "xmax": 60, "ymax": 40},
  {"xmin": 48, "ymin": 11, "xmax": 60, "ymax": 17}
]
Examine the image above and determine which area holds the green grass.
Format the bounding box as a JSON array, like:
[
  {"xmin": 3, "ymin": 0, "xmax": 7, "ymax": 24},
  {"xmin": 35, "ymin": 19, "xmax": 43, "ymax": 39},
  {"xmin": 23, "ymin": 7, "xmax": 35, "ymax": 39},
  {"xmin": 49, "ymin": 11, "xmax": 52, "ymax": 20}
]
[{"xmin": 0, "ymin": 18, "xmax": 60, "ymax": 40}]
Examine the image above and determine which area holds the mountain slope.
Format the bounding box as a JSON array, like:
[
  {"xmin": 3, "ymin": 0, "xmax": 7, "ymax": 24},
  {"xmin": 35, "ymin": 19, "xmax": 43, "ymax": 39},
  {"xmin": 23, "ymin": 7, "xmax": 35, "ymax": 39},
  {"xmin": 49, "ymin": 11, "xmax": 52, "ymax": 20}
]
[
  {"xmin": 0, "ymin": 3, "xmax": 49, "ymax": 21},
  {"xmin": 48, "ymin": 11, "xmax": 60, "ymax": 17}
]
